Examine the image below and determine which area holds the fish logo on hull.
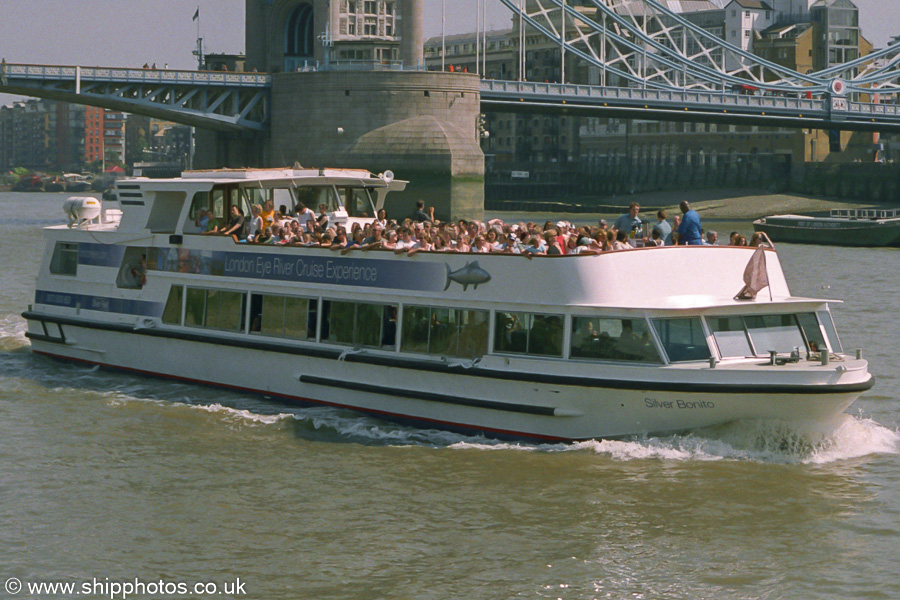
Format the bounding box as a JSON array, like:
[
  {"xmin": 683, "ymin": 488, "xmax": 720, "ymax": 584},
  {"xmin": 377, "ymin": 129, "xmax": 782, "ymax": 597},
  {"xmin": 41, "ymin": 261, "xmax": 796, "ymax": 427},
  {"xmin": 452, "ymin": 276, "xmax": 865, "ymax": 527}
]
[{"xmin": 444, "ymin": 261, "xmax": 492, "ymax": 291}]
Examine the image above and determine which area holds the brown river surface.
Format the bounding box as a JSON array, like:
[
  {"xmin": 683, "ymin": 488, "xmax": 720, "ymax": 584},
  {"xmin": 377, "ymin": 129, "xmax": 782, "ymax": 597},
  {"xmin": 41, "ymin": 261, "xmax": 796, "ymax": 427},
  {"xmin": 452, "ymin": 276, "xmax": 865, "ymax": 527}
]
[{"xmin": 1, "ymin": 192, "xmax": 898, "ymax": 599}]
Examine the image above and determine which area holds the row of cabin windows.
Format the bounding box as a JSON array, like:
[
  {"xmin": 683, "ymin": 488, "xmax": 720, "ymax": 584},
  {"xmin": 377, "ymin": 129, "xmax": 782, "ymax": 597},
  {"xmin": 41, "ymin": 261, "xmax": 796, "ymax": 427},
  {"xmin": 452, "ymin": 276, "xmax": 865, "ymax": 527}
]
[{"xmin": 160, "ymin": 286, "xmax": 842, "ymax": 361}]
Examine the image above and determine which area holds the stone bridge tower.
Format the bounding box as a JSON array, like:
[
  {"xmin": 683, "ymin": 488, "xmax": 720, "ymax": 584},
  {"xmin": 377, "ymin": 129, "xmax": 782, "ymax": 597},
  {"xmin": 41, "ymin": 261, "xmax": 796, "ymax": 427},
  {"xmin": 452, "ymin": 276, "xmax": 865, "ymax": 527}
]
[{"xmin": 232, "ymin": 0, "xmax": 483, "ymax": 220}]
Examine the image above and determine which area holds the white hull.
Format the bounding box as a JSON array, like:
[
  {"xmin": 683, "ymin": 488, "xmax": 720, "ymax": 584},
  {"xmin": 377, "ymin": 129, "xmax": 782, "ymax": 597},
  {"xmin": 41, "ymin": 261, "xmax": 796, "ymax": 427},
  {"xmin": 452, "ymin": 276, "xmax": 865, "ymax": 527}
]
[{"xmin": 27, "ymin": 321, "xmax": 863, "ymax": 441}]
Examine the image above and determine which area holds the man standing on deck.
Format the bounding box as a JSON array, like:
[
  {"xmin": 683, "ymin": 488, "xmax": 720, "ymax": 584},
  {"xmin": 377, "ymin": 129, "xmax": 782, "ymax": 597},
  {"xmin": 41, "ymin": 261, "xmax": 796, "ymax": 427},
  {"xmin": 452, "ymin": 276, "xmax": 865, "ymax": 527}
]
[
  {"xmin": 676, "ymin": 201, "xmax": 703, "ymax": 245},
  {"xmin": 652, "ymin": 210, "xmax": 673, "ymax": 246},
  {"xmin": 294, "ymin": 201, "xmax": 315, "ymax": 232},
  {"xmin": 412, "ymin": 200, "xmax": 433, "ymax": 223},
  {"xmin": 614, "ymin": 202, "xmax": 642, "ymax": 237}
]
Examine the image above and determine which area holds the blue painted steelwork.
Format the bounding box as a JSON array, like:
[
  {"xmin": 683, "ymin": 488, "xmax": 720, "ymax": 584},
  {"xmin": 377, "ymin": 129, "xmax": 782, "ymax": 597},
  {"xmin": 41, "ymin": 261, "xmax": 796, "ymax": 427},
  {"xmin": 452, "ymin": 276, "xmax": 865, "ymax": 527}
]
[{"xmin": 0, "ymin": 63, "xmax": 270, "ymax": 132}]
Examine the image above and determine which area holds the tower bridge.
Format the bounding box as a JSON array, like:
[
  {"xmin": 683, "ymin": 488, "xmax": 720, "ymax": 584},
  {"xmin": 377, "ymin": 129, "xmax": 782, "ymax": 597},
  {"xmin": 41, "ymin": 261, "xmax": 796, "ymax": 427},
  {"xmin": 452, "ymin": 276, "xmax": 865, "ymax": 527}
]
[{"xmin": 3, "ymin": 0, "xmax": 900, "ymax": 218}]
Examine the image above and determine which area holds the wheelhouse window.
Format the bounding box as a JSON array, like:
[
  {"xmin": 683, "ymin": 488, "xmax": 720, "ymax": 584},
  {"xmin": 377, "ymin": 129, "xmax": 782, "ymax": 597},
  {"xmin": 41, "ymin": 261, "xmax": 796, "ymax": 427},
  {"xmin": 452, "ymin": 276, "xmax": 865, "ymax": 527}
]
[
  {"xmin": 651, "ymin": 317, "xmax": 711, "ymax": 362},
  {"xmin": 707, "ymin": 313, "xmax": 834, "ymax": 358},
  {"xmin": 816, "ymin": 310, "xmax": 842, "ymax": 353},
  {"xmin": 401, "ymin": 306, "xmax": 489, "ymax": 358},
  {"xmin": 709, "ymin": 316, "xmax": 753, "ymax": 357},
  {"xmin": 571, "ymin": 316, "xmax": 661, "ymax": 363},
  {"xmin": 494, "ymin": 311, "xmax": 563, "ymax": 357},
  {"xmin": 49, "ymin": 242, "xmax": 78, "ymax": 276},
  {"xmin": 744, "ymin": 314, "xmax": 806, "ymax": 356}
]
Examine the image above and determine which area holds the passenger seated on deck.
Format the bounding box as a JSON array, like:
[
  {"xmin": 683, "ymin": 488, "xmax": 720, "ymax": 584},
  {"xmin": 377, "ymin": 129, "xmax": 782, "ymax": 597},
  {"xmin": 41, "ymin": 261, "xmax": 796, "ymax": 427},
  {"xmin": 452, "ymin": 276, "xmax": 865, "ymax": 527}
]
[
  {"xmin": 219, "ymin": 205, "xmax": 246, "ymax": 239},
  {"xmin": 647, "ymin": 227, "xmax": 664, "ymax": 247},
  {"xmin": 194, "ymin": 207, "xmax": 212, "ymax": 233},
  {"xmin": 342, "ymin": 229, "xmax": 365, "ymax": 254},
  {"xmin": 616, "ymin": 320, "xmax": 642, "ymax": 359},
  {"xmin": 612, "ymin": 230, "xmax": 633, "ymax": 251},
  {"xmin": 361, "ymin": 227, "xmax": 385, "ymax": 250},
  {"xmin": 254, "ymin": 227, "xmax": 272, "ymax": 244}
]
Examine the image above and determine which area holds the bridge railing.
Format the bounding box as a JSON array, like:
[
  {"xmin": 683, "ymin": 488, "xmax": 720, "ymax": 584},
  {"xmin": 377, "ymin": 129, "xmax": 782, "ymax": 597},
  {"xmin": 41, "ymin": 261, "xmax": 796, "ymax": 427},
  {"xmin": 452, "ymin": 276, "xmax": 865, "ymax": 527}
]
[
  {"xmin": 480, "ymin": 79, "xmax": 826, "ymax": 110},
  {"xmin": 4, "ymin": 63, "xmax": 272, "ymax": 87},
  {"xmin": 481, "ymin": 79, "xmax": 900, "ymax": 120}
]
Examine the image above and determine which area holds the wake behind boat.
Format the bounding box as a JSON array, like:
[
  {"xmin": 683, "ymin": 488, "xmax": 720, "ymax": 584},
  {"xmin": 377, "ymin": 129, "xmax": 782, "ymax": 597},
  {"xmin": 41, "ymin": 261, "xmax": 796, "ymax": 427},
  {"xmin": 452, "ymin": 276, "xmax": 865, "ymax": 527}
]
[
  {"xmin": 23, "ymin": 167, "xmax": 874, "ymax": 441},
  {"xmin": 753, "ymin": 208, "xmax": 900, "ymax": 247}
]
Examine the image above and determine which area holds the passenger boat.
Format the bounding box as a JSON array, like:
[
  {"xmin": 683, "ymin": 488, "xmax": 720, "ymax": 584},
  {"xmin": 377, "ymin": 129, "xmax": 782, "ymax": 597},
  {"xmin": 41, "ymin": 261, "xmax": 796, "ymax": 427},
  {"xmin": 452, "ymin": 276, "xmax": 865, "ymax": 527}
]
[
  {"xmin": 63, "ymin": 173, "xmax": 92, "ymax": 193},
  {"xmin": 22, "ymin": 167, "xmax": 874, "ymax": 441},
  {"xmin": 753, "ymin": 208, "xmax": 900, "ymax": 247}
]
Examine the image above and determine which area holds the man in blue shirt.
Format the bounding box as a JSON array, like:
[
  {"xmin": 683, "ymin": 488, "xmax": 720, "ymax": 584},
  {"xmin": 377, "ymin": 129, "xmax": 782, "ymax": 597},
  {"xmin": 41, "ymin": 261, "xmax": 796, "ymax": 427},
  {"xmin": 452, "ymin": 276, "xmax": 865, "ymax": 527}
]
[
  {"xmin": 614, "ymin": 202, "xmax": 642, "ymax": 237},
  {"xmin": 676, "ymin": 201, "xmax": 703, "ymax": 245}
]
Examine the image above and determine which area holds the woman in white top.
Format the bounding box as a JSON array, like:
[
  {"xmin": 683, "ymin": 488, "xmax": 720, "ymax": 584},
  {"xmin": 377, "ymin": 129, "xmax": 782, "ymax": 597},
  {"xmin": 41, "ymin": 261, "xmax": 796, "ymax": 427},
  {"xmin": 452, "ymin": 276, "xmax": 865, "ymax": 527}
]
[{"xmin": 247, "ymin": 204, "xmax": 263, "ymax": 241}]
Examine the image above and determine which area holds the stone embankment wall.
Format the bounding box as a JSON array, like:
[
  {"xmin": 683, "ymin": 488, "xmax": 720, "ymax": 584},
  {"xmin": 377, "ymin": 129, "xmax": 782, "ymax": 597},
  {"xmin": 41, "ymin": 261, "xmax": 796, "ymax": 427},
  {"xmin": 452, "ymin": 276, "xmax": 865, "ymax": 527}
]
[{"xmin": 487, "ymin": 155, "xmax": 900, "ymax": 211}]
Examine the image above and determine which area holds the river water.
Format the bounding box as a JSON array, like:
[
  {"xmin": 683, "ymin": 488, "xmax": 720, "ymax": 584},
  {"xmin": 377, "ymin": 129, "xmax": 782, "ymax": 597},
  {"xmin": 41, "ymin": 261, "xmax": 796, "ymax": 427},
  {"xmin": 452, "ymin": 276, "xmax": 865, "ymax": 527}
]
[{"xmin": 1, "ymin": 192, "xmax": 898, "ymax": 600}]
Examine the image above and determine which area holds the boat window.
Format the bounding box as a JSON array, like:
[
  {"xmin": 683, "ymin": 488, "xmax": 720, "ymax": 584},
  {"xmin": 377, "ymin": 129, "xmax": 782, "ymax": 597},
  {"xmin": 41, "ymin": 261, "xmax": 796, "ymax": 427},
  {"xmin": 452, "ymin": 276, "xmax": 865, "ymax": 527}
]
[
  {"xmin": 295, "ymin": 186, "xmax": 339, "ymax": 214},
  {"xmin": 185, "ymin": 288, "xmax": 206, "ymax": 327},
  {"xmin": 494, "ymin": 312, "xmax": 564, "ymax": 357},
  {"xmin": 184, "ymin": 287, "xmax": 246, "ymax": 332},
  {"xmin": 708, "ymin": 316, "xmax": 753, "ymax": 357},
  {"xmin": 115, "ymin": 247, "xmax": 148, "ymax": 289},
  {"xmin": 49, "ymin": 242, "xmax": 79, "ymax": 276},
  {"xmin": 816, "ymin": 310, "xmax": 843, "ymax": 353},
  {"xmin": 337, "ymin": 187, "xmax": 374, "ymax": 218},
  {"xmin": 321, "ymin": 300, "xmax": 397, "ymax": 349},
  {"xmin": 796, "ymin": 312, "xmax": 828, "ymax": 354},
  {"xmin": 146, "ymin": 191, "xmax": 187, "ymax": 233},
  {"xmin": 207, "ymin": 290, "xmax": 245, "ymax": 332},
  {"xmin": 245, "ymin": 188, "xmax": 267, "ymax": 207},
  {"xmin": 209, "ymin": 188, "xmax": 227, "ymax": 220},
  {"xmin": 651, "ymin": 318, "xmax": 711, "ymax": 362},
  {"xmin": 246, "ymin": 188, "xmax": 294, "ymax": 214},
  {"xmin": 571, "ymin": 317, "xmax": 661, "ymax": 363},
  {"xmin": 249, "ymin": 293, "xmax": 314, "ymax": 339},
  {"xmin": 161, "ymin": 286, "xmax": 183, "ymax": 325},
  {"xmin": 744, "ymin": 314, "xmax": 806, "ymax": 356},
  {"xmin": 188, "ymin": 192, "xmax": 210, "ymax": 232},
  {"xmin": 401, "ymin": 306, "xmax": 489, "ymax": 358}
]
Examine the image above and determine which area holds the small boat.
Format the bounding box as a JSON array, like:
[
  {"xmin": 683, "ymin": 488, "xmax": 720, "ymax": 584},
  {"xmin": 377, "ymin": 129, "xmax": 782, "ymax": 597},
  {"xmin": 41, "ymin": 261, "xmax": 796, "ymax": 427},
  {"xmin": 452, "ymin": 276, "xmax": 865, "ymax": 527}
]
[
  {"xmin": 22, "ymin": 167, "xmax": 874, "ymax": 441},
  {"xmin": 45, "ymin": 177, "xmax": 65, "ymax": 193},
  {"xmin": 753, "ymin": 208, "xmax": 900, "ymax": 247},
  {"xmin": 64, "ymin": 173, "xmax": 92, "ymax": 192}
]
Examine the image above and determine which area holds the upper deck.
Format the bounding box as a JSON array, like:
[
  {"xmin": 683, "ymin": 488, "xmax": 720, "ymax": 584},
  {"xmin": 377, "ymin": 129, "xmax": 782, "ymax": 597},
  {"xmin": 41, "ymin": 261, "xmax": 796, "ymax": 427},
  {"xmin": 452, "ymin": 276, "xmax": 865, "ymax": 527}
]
[{"xmin": 42, "ymin": 167, "xmax": 837, "ymax": 313}]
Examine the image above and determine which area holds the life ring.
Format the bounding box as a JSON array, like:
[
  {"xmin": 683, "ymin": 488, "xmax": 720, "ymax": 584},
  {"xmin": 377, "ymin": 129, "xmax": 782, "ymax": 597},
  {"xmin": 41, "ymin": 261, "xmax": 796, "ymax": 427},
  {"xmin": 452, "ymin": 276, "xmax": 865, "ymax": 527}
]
[{"xmin": 121, "ymin": 260, "xmax": 146, "ymax": 288}]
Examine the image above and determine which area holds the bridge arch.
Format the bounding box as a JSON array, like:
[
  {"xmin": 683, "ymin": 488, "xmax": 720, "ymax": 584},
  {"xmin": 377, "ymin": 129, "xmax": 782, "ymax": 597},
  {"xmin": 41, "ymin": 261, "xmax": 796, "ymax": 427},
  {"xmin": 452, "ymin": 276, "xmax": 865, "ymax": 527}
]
[{"xmin": 284, "ymin": 2, "xmax": 315, "ymax": 70}]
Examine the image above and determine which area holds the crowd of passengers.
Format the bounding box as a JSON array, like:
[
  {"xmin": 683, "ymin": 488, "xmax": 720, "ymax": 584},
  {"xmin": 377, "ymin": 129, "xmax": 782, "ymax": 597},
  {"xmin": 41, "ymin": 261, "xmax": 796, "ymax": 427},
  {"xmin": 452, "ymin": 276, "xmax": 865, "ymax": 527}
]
[{"xmin": 194, "ymin": 198, "xmax": 770, "ymax": 255}]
